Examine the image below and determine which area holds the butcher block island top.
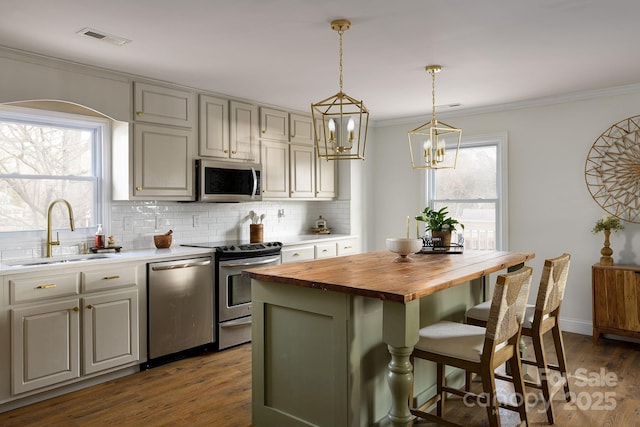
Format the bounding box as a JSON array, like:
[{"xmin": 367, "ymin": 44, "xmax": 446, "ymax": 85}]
[{"xmin": 243, "ymin": 249, "xmax": 535, "ymax": 303}]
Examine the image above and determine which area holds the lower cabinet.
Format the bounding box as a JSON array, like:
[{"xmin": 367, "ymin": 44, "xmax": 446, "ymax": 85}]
[
  {"xmin": 6, "ymin": 263, "xmax": 141, "ymax": 397},
  {"xmin": 592, "ymin": 264, "xmax": 640, "ymax": 343},
  {"xmin": 282, "ymin": 237, "xmax": 359, "ymax": 265},
  {"xmin": 82, "ymin": 290, "xmax": 139, "ymax": 375},
  {"xmin": 11, "ymin": 299, "xmax": 81, "ymax": 394}
]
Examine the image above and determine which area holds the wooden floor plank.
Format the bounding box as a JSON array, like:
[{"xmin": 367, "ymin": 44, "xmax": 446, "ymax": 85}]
[{"xmin": 0, "ymin": 333, "xmax": 639, "ymax": 426}]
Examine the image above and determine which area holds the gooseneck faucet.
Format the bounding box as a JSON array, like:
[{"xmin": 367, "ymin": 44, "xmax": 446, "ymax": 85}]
[{"xmin": 46, "ymin": 199, "xmax": 75, "ymax": 258}]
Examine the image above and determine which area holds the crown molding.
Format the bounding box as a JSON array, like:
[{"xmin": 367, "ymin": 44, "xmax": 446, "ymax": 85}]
[{"xmin": 372, "ymin": 82, "xmax": 640, "ymax": 128}]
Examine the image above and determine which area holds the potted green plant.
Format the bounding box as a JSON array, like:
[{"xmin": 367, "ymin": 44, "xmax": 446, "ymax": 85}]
[
  {"xmin": 592, "ymin": 215, "xmax": 624, "ymax": 265},
  {"xmin": 415, "ymin": 206, "xmax": 464, "ymax": 247}
]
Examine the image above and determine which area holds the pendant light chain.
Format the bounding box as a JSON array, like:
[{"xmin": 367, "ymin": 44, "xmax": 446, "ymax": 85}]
[
  {"xmin": 338, "ymin": 28, "xmax": 344, "ymax": 93},
  {"xmin": 431, "ymin": 68, "xmax": 436, "ymax": 124}
]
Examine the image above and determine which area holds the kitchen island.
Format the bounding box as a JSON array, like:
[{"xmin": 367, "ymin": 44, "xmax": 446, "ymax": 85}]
[{"xmin": 244, "ymin": 250, "xmax": 534, "ymax": 427}]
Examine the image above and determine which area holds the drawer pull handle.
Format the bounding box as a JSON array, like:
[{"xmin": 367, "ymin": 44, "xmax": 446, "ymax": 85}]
[
  {"xmin": 87, "ymin": 304, "xmax": 93, "ymax": 309},
  {"xmin": 293, "ymin": 253, "xmax": 300, "ymax": 256},
  {"xmin": 344, "ymin": 245, "xmax": 353, "ymax": 249},
  {"xmin": 136, "ymin": 111, "xmax": 143, "ymax": 116},
  {"xmin": 103, "ymin": 275, "xmax": 121, "ymax": 280},
  {"xmin": 73, "ymin": 306, "xmax": 80, "ymax": 312},
  {"xmin": 37, "ymin": 284, "xmax": 56, "ymax": 289},
  {"xmin": 322, "ymin": 249, "xmax": 328, "ymax": 253}
]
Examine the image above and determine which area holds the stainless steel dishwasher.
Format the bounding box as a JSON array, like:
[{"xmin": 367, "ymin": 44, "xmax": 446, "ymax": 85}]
[{"xmin": 145, "ymin": 256, "xmax": 214, "ymax": 368}]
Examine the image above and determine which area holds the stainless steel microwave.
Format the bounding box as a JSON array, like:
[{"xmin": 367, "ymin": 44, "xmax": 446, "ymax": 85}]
[{"xmin": 196, "ymin": 159, "xmax": 261, "ymax": 202}]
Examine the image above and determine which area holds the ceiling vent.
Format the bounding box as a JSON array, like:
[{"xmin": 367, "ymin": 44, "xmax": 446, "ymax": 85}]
[{"xmin": 76, "ymin": 28, "xmax": 131, "ymax": 46}]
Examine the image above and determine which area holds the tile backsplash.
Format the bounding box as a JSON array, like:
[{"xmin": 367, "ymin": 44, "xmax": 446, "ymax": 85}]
[{"xmin": 0, "ymin": 200, "xmax": 350, "ymax": 260}]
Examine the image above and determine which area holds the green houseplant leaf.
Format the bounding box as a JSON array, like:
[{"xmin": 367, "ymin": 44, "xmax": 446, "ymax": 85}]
[{"xmin": 415, "ymin": 207, "xmax": 464, "ymax": 233}]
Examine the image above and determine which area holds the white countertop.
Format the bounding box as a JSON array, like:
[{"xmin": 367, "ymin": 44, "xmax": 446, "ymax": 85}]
[
  {"xmin": 0, "ymin": 246, "xmax": 214, "ymax": 276},
  {"xmin": 0, "ymin": 234, "xmax": 357, "ymax": 276}
]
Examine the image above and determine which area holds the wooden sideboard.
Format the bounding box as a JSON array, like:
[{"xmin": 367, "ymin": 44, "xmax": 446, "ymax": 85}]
[{"xmin": 592, "ymin": 264, "xmax": 640, "ymax": 344}]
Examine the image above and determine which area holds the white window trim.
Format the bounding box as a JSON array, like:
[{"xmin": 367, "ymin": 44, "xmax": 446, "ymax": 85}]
[
  {"xmin": 423, "ymin": 132, "xmax": 508, "ymax": 250},
  {"xmin": 0, "ymin": 104, "xmax": 111, "ymax": 252}
]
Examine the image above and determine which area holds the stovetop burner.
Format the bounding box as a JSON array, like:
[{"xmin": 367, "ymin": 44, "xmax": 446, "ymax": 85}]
[{"xmin": 181, "ymin": 241, "xmax": 282, "ymax": 259}]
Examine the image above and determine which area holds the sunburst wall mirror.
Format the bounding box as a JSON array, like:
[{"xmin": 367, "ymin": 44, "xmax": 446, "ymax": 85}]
[{"xmin": 585, "ymin": 115, "xmax": 640, "ymax": 223}]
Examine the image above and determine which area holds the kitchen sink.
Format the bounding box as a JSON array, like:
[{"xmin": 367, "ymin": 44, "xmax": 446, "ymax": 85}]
[{"xmin": 5, "ymin": 255, "xmax": 111, "ymax": 267}]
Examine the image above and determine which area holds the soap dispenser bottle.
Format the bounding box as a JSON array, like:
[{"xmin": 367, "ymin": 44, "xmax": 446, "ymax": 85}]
[{"xmin": 95, "ymin": 223, "xmax": 105, "ymax": 248}]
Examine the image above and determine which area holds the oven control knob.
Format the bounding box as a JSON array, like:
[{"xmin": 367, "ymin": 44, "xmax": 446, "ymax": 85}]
[{"xmin": 229, "ymin": 245, "xmax": 235, "ymax": 250}]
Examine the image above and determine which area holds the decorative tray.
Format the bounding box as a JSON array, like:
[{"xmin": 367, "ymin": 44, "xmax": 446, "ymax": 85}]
[
  {"xmin": 311, "ymin": 228, "xmax": 332, "ymax": 235},
  {"xmin": 418, "ymin": 243, "xmax": 464, "ymax": 254},
  {"xmin": 90, "ymin": 246, "xmax": 122, "ymax": 253}
]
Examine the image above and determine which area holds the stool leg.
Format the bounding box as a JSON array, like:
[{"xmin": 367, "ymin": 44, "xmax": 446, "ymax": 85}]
[
  {"xmin": 532, "ymin": 331, "xmax": 555, "ymax": 424},
  {"xmin": 551, "ymin": 324, "xmax": 571, "ymax": 400},
  {"xmin": 436, "ymin": 363, "xmax": 446, "ymax": 417},
  {"xmin": 508, "ymin": 349, "xmax": 529, "ymax": 426},
  {"xmin": 480, "ymin": 363, "xmax": 501, "ymax": 427}
]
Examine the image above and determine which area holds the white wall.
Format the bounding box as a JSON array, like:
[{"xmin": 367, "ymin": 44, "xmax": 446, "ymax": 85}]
[{"xmin": 366, "ymin": 89, "xmax": 640, "ymax": 335}]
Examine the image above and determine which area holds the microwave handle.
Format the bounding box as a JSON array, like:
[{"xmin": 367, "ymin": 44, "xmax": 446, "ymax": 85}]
[{"xmin": 251, "ymin": 167, "xmax": 258, "ymax": 198}]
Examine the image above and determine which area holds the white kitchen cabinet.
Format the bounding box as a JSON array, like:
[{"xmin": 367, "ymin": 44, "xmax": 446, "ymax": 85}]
[
  {"xmin": 132, "ymin": 123, "xmax": 195, "ymax": 200},
  {"xmin": 289, "ymin": 113, "xmax": 314, "ymax": 145},
  {"xmin": 290, "ymin": 143, "xmax": 315, "ymax": 199},
  {"xmin": 82, "ymin": 289, "xmax": 139, "ymax": 374},
  {"xmin": 5, "ymin": 262, "xmax": 142, "ymax": 399},
  {"xmin": 199, "ymin": 96, "xmax": 259, "ymax": 162},
  {"xmin": 282, "ymin": 237, "xmax": 360, "ymax": 265},
  {"xmin": 315, "ymin": 156, "xmax": 336, "ymax": 199},
  {"xmin": 198, "ymin": 94, "xmax": 229, "ymax": 158},
  {"xmin": 134, "ymin": 82, "xmax": 195, "ymax": 128},
  {"xmin": 336, "ymin": 238, "xmax": 358, "ymax": 256},
  {"xmin": 315, "ymin": 242, "xmax": 337, "ymax": 259},
  {"xmin": 261, "ymin": 140, "xmax": 290, "ymax": 198},
  {"xmin": 229, "ymin": 100, "xmax": 259, "ymax": 162},
  {"xmin": 281, "ymin": 245, "xmax": 315, "ymax": 264},
  {"xmin": 260, "ymin": 107, "xmax": 288, "ymax": 141},
  {"xmin": 11, "ymin": 298, "xmax": 81, "ymax": 394}
]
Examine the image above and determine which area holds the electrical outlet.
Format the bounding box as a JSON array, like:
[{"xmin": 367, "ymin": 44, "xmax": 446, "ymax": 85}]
[
  {"xmin": 123, "ymin": 216, "xmax": 133, "ymax": 232},
  {"xmin": 193, "ymin": 215, "xmax": 200, "ymax": 228}
]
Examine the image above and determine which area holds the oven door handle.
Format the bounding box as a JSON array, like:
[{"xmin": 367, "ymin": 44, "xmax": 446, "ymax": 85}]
[
  {"xmin": 220, "ymin": 317, "xmax": 252, "ymax": 328},
  {"xmin": 151, "ymin": 259, "xmax": 211, "ymax": 271},
  {"xmin": 220, "ymin": 256, "xmax": 280, "ymax": 268}
]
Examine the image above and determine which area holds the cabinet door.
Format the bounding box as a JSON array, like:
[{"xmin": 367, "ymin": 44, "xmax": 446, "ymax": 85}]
[
  {"xmin": 199, "ymin": 95, "xmax": 229, "ymax": 158},
  {"xmin": 593, "ymin": 268, "xmax": 640, "ymax": 332},
  {"xmin": 290, "ymin": 143, "xmax": 315, "ymax": 198},
  {"xmin": 133, "ymin": 124, "xmax": 194, "ymax": 200},
  {"xmin": 11, "ymin": 299, "xmax": 80, "ymax": 394},
  {"xmin": 230, "ymin": 101, "xmax": 259, "ymax": 161},
  {"xmin": 260, "ymin": 107, "xmax": 288, "ymax": 141},
  {"xmin": 290, "ymin": 114, "xmax": 314, "ymax": 145},
  {"xmin": 316, "ymin": 156, "xmax": 336, "ymax": 199},
  {"xmin": 261, "ymin": 140, "xmax": 289, "ymax": 198},
  {"xmin": 133, "ymin": 82, "xmax": 194, "ymax": 128},
  {"xmin": 82, "ymin": 290, "xmax": 139, "ymax": 374}
]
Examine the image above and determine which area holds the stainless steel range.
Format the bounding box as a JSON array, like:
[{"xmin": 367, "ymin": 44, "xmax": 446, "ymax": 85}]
[{"xmin": 182, "ymin": 241, "xmax": 282, "ymax": 349}]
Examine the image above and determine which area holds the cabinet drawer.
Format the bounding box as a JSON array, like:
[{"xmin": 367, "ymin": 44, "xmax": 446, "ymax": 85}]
[
  {"xmin": 10, "ymin": 273, "xmax": 80, "ymax": 304},
  {"xmin": 315, "ymin": 242, "xmax": 337, "ymax": 259},
  {"xmin": 281, "ymin": 246, "xmax": 315, "ymax": 264},
  {"xmin": 82, "ymin": 265, "xmax": 138, "ymax": 293},
  {"xmin": 337, "ymin": 239, "xmax": 358, "ymax": 256}
]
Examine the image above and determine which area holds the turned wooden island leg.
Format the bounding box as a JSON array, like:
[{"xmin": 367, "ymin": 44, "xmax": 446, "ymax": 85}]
[{"xmin": 383, "ymin": 299, "xmax": 420, "ymax": 427}]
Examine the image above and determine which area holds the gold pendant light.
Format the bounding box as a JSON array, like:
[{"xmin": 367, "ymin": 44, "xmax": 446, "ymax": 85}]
[
  {"xmin": 311, "ymin": 19, "xmax": 369, "ymax": 160},
  {"xmin": 408, "ymin": 65, "xmax": 461, "ymax": 169}
]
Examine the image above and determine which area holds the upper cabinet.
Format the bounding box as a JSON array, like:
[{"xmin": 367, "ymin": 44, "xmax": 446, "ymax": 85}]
[
  {"xmin": 134, "ymin": 82, "xmax": 195, "ymax": 128},
  {"xmin": 198, "ymin": 95, "xmax": 229, "ymax": 158},
  {"xmin": 260, "ymin": 108, "xmax": 289, "ymax": 141},
  {"xmin": 289, "ymin": 114, "xmax": 314, "ymax": 145},
  {"xmin": 260, "ymin": 110, "xmax": 335, "ymax": 200},
  {"xmin": 113, "ymin": 82, "xmax": 196, "ymax": 201},
  {"xmin": 229, "ymin": 101, "xmax": 259, "ymax": 162},
  {"xmin": 199, "ymin": 96, "xmax": 258, "ymax": 162}
]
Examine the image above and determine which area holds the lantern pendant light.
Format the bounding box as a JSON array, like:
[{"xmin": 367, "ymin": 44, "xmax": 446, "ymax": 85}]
[
  {"xmin": 408, "ymin": 65, "xmax": 461, "ymax": 169},
  {"xmin": 311, "ymin": 19, "xmax": 369, "ymax": 160}
]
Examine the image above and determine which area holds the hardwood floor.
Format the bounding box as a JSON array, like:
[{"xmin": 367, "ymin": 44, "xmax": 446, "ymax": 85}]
[{"xmin": 0, "ymin": 332, "xmax": 639, "ymax": 426}]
